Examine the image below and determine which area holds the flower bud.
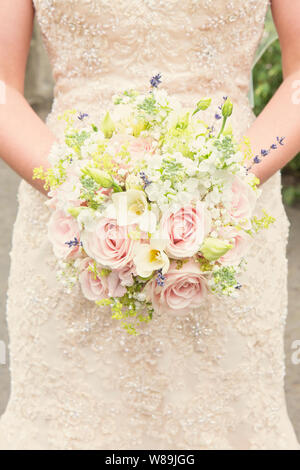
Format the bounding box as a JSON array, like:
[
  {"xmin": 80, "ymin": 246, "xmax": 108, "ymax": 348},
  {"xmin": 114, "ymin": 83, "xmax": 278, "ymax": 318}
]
[
  {"xmin": 100, "ymin": 111, "xmax": 115, "ymax": 138},
  {"xmin": 192, "ymin": 98, "xmax": 212, "ymax": 116},
  {"xmin": 132, "ymin": 118, "xmax": 147, "ymax": 137},
  {"xmin": 82, "ymin": 167, "xmax": 114, "ymax": 187},
  {"xmin": 222, "ymin": 98, "xmax": 233, "ymax": 118},
  {"xmin": 201, "ymin": 237, "xmax": 233, "ymax": 261}
]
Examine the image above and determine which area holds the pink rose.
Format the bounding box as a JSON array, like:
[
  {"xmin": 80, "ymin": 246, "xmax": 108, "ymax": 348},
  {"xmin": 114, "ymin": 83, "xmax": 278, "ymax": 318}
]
[
  {"xmin": 81, "ymin": 218, "xmax": 136, "ymax": 269},
  {"xmin": 79, "ymin": 258, "xmax": 109, "ymax": 301},
  {"xmin": 230, "ymin": 176, "xmax": 257, "ymax": 224},
  {"xmin": 48, "ymin": 209, "xmax": 81, "ymax": 259},
  {"xmin": 110, "ymin": 134, "xmax": 155, "ymax": 164},
  {"xmin": 160, "ymin": 204, "xmax": 208, "ymax": 259},
  {"xmin": 219, "ymin": 226, "xmax": 253, "ymax": 265},
  {"xmin": 147, "ymin": 260, "xmax": 208, "ymax": 315},
  {"xmin": 106, "ymin": 262, "xmax": 136, "ymax": 297},
  {"xmin": 129, "ymin": 136, "xmax": 155, "ymax": 160}
]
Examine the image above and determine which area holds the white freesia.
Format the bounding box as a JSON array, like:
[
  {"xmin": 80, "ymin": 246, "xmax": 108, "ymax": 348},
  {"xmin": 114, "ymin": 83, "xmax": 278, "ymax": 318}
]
[
  {"xmin": 133, "ymin": 239, "xmax": 170, "ymax": 278},
  {"xmin": 111, "ymin": 189, "xmax": 157, "ymax": 233}
]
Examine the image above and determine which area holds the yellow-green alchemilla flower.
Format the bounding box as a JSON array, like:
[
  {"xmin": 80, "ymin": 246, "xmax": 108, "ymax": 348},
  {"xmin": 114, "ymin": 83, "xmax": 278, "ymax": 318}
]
[
  {"xmin": 201, "ymin": 237, "xmax": 233, "ymax": 261},
  {"xmin": 111, "ymin": 189, "xmax": 157, "ymax": 233},
  {"xmin": 101, "ymin": 111, "xmax": 115, "ymax": 138},
  {"xmin": 133, "ymin": 239, "xmax": 170, "ymax": 278}
]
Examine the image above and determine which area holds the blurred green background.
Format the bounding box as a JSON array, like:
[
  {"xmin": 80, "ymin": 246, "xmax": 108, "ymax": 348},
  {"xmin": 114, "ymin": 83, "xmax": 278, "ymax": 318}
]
[{"xmin": 252, "ymin": 9, "xmax": 300, "ymax": 205}]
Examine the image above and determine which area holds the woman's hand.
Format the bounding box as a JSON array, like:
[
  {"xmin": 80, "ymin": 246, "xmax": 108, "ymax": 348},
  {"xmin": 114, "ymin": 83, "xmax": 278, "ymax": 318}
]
[
  {"xmin": 0, "ymin": 0, "xmax": 55, "ymax": 196},
  {"xmin": 245, "ymin": 0, "xmax": 300, "ymax": 184}
]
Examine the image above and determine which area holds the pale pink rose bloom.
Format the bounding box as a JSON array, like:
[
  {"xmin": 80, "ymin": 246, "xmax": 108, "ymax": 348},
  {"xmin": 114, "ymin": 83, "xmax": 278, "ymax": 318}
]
[
  {"xmin": 110, "ymin": 134, "xmax": 155, "ymax": 164},
  {"xmin": 106, "ymin": 271, "xmax": 127, "ymax": 297},
  {"xmin": 147, "ymin": 260, "xmax": 208, "ymax": 315},
  {"xmin": 230, "ymin": 176, "xmax": 257, "ymax": 223},
  {"xmin": 219, "ymin": 226, "xmax": 253, "ymax": 265},
  {"xmin": 117, "ymin": 261, "xmax": 136, "ymax": 286},
  {"xmin": 160, "ymin": 204, "xmax": 207, "ymax": 259},
  {"xmin": 106, "ymin": 261, "xmax": 136, "ymax": 297},
  {"xmin": 128, "ymin": 136, "xmax": 155, "ymax": 160},
  {"xmin": 79, "ymin": 258, "xmax": 109, "ymax": 301},
  {"xmin": 48, "ymin": 209, "xmax": 81, "ymax": 259},
  {"xmin": 81, "ymin": 218, "xmax": 136, "ymax": 270}
]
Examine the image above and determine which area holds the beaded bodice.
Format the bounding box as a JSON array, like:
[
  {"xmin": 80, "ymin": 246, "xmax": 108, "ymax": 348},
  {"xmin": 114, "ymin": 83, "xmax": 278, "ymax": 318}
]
[
  {"xmin": 0, "ymin": 0, "xmax": 299, "ymax": 451},
  {"xmin": 33, "ymin": 0, "xmax": 269, "ymax": 127}
]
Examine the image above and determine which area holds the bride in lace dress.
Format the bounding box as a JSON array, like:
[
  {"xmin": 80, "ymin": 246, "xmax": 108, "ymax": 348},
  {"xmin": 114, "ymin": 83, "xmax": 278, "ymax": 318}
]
[{"xmin": 0, "ymin": 0, "xmax": 299, "ymax": 450}]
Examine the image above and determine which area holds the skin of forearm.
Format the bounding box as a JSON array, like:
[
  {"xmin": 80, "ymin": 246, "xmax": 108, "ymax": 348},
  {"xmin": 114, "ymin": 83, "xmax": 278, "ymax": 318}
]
[
  {"xmin": 0, "ymin": 83, "xmax": 55, "ymax": 195},
  {"xmin": 245, "ymin": 70, "xmax": 300, "ymax": 184}
]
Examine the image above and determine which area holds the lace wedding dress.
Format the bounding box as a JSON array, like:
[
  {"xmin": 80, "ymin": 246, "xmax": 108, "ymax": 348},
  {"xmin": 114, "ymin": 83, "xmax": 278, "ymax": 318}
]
[{"xmin": 0, "ymin": 0, "xmax": 299, "ymax": 450}]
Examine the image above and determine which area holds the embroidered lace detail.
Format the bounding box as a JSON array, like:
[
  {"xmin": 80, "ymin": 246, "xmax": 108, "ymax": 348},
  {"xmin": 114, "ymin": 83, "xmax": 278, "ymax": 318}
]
[{"xmin": 0, "ymin": 0, "xmax": 299, "ymax": 450}]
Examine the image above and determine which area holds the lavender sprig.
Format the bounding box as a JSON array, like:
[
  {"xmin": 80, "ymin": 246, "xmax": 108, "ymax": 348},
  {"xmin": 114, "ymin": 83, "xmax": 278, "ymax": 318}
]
[
  {"xmin": 65, "ymin": 237, "xmax": 83, "ymax": 248},
  {"xmin": 150, "ymin": 73, "xmax": 162, "ymax": 88},
  {"xmin": 156, "ymin": 269, "xmax": 166, "ymax": 287},
  {"xmin": 247, "ymin": 136, "xmax": 285, "ymax": 172},
  {"xmin": 78, "ymin": 112, "xmax": 89, "ymax": 121},
  {"xmin": 139, "ymin": 171, "xmax": 152, "ymax": 189}
]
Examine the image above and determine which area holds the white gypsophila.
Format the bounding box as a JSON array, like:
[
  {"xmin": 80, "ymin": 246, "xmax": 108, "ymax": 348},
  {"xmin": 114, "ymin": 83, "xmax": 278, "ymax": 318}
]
[
  {"xmin": 152, "ymin": 88, "xmax": 169, "ymax": 107},
  {"xmin": 118, "ymin": 168, "xmax": 127, "ymax": 177},
  {"xmin": 206, "ymin": 187, "xmax": 223, "ymax": 205},
  {"xmin": 135, "ymin": 93, "xmax": 146, "ymax": 106},
  {"xmin": 48, "ymin": 141, "xmax": 69, "ymax": 166},
  {"xmin": 145, "ymin": 179, "xmax": 172, "ymax": 203},
  {"xmin": 111, "ymin": 103, "xmax": 132, "ymax": 122},
  {"xmin": 207, "ymin": 206, "xmax": 222, "ymax": 220},
  {"xmin": 134, "ymin": 292, "xmax": 147, "ymax": 302},
  {"xmin": 189, "ymin": 136, "xmax": 207, "ymax": 153},
  {"xmin": 80, "ymin": 136, "xmax": 101, "ymax": 159},
  {"xmin": 147, "ymin": 154, "xmax": 164, "ymax": 170},
  {"xmin": 77, "ymin": 207, "xmax": 102, "ymax": 231}
]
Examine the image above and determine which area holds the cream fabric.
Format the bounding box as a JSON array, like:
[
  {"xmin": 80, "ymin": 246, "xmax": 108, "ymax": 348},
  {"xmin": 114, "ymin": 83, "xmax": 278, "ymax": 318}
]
[{"xmin": 0, "ymin": 0, "xmax": 299, "ymax": 450}]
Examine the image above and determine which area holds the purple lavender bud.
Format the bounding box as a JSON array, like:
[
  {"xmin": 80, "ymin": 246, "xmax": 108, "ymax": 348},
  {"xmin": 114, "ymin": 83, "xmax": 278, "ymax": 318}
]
[
  {"xmin": 150, "ymin": 73, "xmax": 162, "ymax": 88},
  {"xmin": 65, "ymin": 237, "xmax": 82, "ymax": 248},
  {"xmin": 78, "ymin": 112, "xmax": 89, "ymax": 121},
  {"xmin": 253, "ymin": 155, "xmax": 261, "ymax": 164},
  {"xmin": 215, "ymin": 113, "xmax": 222, "ymax": 120},
  {"xmin": 277, "ymin": 136, "xmax": 285, "ymax": 146},
  {"xmin": 260, "ymin": 149, "xmax": 269, "ymax": 157},
  {"xmin": 156, "ymin": 269, "xmax": 166, "ymax": 287},
  {"xmin": 139, "ymin": 171, "xmax": 152, "ymax": 188}
]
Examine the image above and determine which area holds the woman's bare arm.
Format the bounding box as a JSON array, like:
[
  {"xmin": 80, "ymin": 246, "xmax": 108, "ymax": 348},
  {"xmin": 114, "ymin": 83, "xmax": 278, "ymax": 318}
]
[
  {"xmin": 0, "ymin": 0, "xmax": 55, "ymax": 195},
  {"xmin": 245, "ymin": 0, "xmax": 300, "ymax": 184}
]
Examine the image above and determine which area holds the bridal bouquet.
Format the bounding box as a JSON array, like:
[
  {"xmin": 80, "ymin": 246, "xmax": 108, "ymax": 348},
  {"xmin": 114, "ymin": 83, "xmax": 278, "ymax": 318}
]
[{"xmin": 34, "ymin": 74, "xmax": 279, "ymax": 335}]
